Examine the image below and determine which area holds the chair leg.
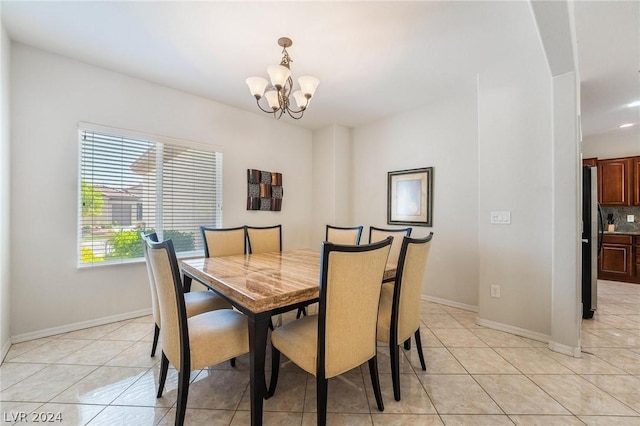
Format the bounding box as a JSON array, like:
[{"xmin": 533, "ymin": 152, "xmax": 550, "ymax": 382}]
[
  {"xmin": 296, "ymin": 307, "xmax": 307, "ymax": 319},
  {"xmin": 175, "ymin": 369, "xmax": 190, "ymax": 426},
  {"xmin": 267, "ymin": 347, "xmax": 281, "ymax": 398},
  {"xmin": 157, "ymin": 352, "xmax": 169, "ymax": 398},
  {"xmin": 414, "ymin": 329, "xmax": 426, "ymax": 371},
  {"xmin": 403, "ymin": 339, "xmax": 411, "ymax": 350},
  {"xmin": 368, "ymin": 357, "xmax": 384, "ymax": 412},
  {"xmin": 268, "ymin": 318, "xmax": 275, "ymax": 331},
  {"xmin": 151, "ymin": 324, "xmax": 160, "ymax": 357},
  {"xmin": 317, "ymin": 376, "xmax": 328, "ymax": 426},
  {"xmin": 389, "ymin": 342, "xmax": 401, "ymax": 401},
  {"xmin": 230, "ymin": 357, "xmax": 236, "ymax": 368}
]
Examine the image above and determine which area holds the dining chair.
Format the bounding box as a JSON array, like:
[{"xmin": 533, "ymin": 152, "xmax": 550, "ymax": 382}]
[
  {"xmin": 246, "ymin": 224, "xmax": 282, "ymax": 327},
  {"xmin": 141, "ymin": 232, "xmax": 232, "ymax": 358},
  {"xmin": 268, "ymin": 237, "xmax": 393, "ymax": 426},
  {"xmin": 200, "ymin": 225, "xmax": 247, "ymax": 257},
  {"xmin": 199, "ymin": 225, "xmax": 249, "ymax": 363},
  {"xmin": 368, "ymin": 226, "xmax": 412, "ymax": 282},
  {"xmin": 377, "ymin": 233, "xmax": 433, "ymax": 401},
  {"xmin": 246, "ymin": 224, "xmax": 282, "ymax": 253},
  {"xmin": 325, "ymin": 224, "xmax": 363, "ymax": 245},
  {"xmin": 144, "ymin": 236, "xmax": 249, "ymax": 426}
]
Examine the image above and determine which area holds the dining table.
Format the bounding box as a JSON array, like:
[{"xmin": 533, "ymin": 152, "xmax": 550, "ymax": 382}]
[{"xmin": 180, "ymin": 248, "xmax": 397, "ymax": 426}]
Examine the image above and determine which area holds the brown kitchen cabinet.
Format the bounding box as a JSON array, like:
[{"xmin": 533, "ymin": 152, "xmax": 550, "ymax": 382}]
[
  {"xmin": 583, "ymin": 157, "xmax": 597, "ymax": 167},
  {"xmin": 598, "ymin": 157, "xmax": 633, "ymax": 206},
  {"xmin": 599, "ymin": 234, "xmax": 633, "ymax": 280},
  {"xmin": 635, "ymin": 236, "xmax": 640, "ymax": 280},
  {"xmin": 598, "ymin": 234, "xmax": 639, "ymax": 283},
  {"xmin": 634, "ymin": 157, "xmax": 640, "ymax": 205}
]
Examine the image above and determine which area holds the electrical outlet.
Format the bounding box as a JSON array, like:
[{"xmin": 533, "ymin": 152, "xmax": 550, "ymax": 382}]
[
  {"xmin": 490, "ymin": 284, "xmax": 501, "ymax": 298},
  {"xmin": 627, "ymin": 215, "xmax": 635, "ymax": 222}
]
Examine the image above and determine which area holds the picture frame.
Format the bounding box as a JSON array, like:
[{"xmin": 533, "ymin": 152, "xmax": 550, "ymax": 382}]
[{"xmin": 387, "ymin": 167, "xmax": 433, "ymax": 226}]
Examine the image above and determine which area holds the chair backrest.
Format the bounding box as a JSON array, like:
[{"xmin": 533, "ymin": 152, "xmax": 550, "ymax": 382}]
[
  {"xmin": 200, "ymin": 226, "xmax": 247, "ymax": 257},
  {"xmin": 393, "ymin": 233, "xmax": 433, "ymax": 343},
  {"xmin": 325, "ymin": 225, "xmax": 363, "ymax": 245},
  {"xmin": 318, "ymin": 237, "xmax": 392, "ymax": 378},
  {"xmin": 144, "ymin": 236, "xmax": 190, "ymax": 370},
  {"xmin": 141, "ymin": 231, "xmax": 160, "ymax": 326},
  {"xmin": 369, "ymin": 226, "xmax": 412, "ymax": 267},
  {"xmin": 246, "ymin": 225, "xmax": 282, "ymax": 253}
]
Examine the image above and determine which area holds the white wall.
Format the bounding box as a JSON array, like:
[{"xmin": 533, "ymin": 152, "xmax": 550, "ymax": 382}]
[
  {"xmin": 351, "ymin": 85, "xmax": 480, "ymax": 309},
  {"xmin": 311, "ymin": 125, "xmax": 352, "ymax": 246},
  {"xmin": 550, "ymin": 70, "xmax": 582, "ymax": 355},
  {"xmin": 476, "ymin": 38, "xmax": 553, "ymax": 338},
  {"xmin": 1, "ymin": 19, "xmax": 12, "ymax": 360},
  {"xmin": 10, "ymin": 43, "xmax": 313, "ymax": 339},
  {"xmin": 582, "ymin": 131, "xmax": 640, "ymax": 159}
]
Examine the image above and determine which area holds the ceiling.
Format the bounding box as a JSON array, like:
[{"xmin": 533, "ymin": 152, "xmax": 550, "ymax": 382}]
[{"xmin": 1, "ymin": 1, "xmax": 638, "ymax": 140}]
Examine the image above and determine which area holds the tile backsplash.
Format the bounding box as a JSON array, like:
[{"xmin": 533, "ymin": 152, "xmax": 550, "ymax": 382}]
[{"xmin": 600, "ymin": 206, "xmax": 640, "ymax": 233}]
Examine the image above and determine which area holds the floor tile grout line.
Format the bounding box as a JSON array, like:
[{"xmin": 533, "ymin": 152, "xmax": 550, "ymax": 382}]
[{"xmin": 576, "ymin": 372, "xmax": 640, "ymax": 416}]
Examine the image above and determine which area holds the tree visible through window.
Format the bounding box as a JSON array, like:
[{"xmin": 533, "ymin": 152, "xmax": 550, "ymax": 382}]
[{"xmin": 78, "ymin": 127, "xmax": 222, "ymax": 267}]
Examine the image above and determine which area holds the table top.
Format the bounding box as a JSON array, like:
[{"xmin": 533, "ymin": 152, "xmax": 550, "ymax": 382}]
[{"xmin": 181, "ymin": 248, "xmax": 397, "ymax": 314}]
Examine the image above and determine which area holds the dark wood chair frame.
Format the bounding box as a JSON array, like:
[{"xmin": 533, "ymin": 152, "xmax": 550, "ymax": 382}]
[
  {"xmin": 368, "ymin": 226, "xmax": 412, "ymax": 243},
  {"xmin": 268, "ymin": 237, "xmax": 393, "ymax": 426},
  {"xmin": 246, "ymin": 224, "xmax": 282, "ymax": 254},
  {"xmin": 199, "ymin": 225, "xmax": 247, "ymax": 258},
  {"xmin": 325, "ymin": 224, "xmax": 364, "ymax": 245},
  {"xmin": 145, "ymin": 237, "xmax": 198, "ymax": 426},
  {"xmin": 388, "ymin": 232, "xmax": 433, "ymax": 401}
]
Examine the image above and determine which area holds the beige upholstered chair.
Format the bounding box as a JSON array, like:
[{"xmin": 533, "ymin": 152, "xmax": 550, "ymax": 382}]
[
  {"xmin": 377, "ymin": 233, "xmax": 433, "ymax": 401},
  {"xmin": 200, "ymin": 225, "xmax": 247, "ymax": 257},
  {"xmin": 144, "ymin": 236, "xmax": 249, "ymax": 426},
  {"xmin": 246, "ymin": 225, "xmax": 284, "ymax": 327},
  {"xmin": 325, "ymin": 224, "xmax": 363, "ymax": 245},
  {"xmin": 268, "ymin": 237, "xmax": 393, "ymax": 426},
  {"xmin": 142, "ymin": 232, "xmax": 232, "ymax": 358},
  {"xmin": 246, "ymin": 225, "xmax": 282, "ymax": 253},
  {"xmin": 368, "ymin": 226, "xmax": 412, "ymax": 282}
]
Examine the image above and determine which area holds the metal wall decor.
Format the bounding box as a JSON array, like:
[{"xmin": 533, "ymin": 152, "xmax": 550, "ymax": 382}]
[{"xmin": 247, "ymin": 169, "xmax": 283, "ymax": 211}]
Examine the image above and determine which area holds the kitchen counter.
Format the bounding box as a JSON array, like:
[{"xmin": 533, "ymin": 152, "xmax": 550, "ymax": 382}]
[{"xmin": 603, "ymin": 230, "xmax": 640, "ymax": 236}]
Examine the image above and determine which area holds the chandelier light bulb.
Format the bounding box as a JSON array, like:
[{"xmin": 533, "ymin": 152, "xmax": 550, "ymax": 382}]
[
  {"xmin": 292, "ymin": 90, "xmax": 308, "ymax": 109},
  {"xmin": 298, "ymin": 76, "xmax": 320, "ymax": 98},
  {"xmin": 267, "ymin": 65, "xmax": 291, "ymax": 90},
  {"xmin": 264, "ymin": 91, "xmax": 280, "ymax": 110},
  {"xmin": 245, "ymin": 77, "xmax": 269, "ymax": 99}
]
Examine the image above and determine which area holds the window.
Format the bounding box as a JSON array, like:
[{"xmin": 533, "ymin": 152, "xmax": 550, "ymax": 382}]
[{"xmin": 78, "ymin": 124, "xmax": 222, "ymax": 267}]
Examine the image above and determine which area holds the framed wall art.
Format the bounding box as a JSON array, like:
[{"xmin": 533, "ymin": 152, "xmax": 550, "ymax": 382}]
[
  {"xmin": 247, "ymin": 169, "xmax": 283, "ymax": 211},
  {"xmin": 387, "ymin": 167, "xmax": 433, "ymax": 226}
]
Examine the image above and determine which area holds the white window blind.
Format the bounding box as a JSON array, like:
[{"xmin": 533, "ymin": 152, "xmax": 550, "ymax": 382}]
[{"xmin": 78, "ymin": 127, "xmax": 222, "ymax": 267}]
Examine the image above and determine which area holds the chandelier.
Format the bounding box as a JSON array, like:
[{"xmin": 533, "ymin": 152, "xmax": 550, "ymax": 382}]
[{"xmin": 245, "ymin": 37, "xmax": 319, "ymax": 120}]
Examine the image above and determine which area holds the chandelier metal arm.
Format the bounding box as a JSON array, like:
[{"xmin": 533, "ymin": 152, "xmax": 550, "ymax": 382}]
[{"xmin": 255, "ymin": 98, "xmax": 276, "ymax": 114}]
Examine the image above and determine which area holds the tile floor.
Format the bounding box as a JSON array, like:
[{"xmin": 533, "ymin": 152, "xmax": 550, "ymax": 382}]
[{"xmin": 1, "ymin": 280, "xmax": 639, "ymax": 425}]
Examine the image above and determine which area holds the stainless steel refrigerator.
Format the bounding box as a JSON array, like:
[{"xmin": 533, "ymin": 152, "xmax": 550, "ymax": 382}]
[{"xmin": 582, "ymin": 166, "xmax": 603, "ymax": 319}]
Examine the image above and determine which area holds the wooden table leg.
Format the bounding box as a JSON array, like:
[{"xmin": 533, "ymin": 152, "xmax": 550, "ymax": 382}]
[
  {"xmin": 248, "ymin": 312, "xmax": 271, "ymax": 426},
  {"xmin": 182, "ymin": 273, "xmax": 193, "ymax": 292}
]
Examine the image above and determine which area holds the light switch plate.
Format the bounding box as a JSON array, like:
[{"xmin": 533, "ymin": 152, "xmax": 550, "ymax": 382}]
[
  {"xmin": 627, "ymin": 215, "xmax": 635, "ymax": 222},
  {"xmin": 490, "ymin": 211, "xmax": 511, "ymax": 224}
]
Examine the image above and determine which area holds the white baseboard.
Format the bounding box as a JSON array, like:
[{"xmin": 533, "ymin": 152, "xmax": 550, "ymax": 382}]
[
  {"xmin": 476, "ymin": 317, "xmax": 550, "ymax": 344},
  {"xmin": 548, "ymin": 340, "xmax": 581, "ymax": 358},
  {"xmin": 10, "ymin": 308, "xmax": 152, "ymax": 344},
  {"xmin": 422, "ymin": 295, "xmax": 478, "ymax": 313},
  {"xmin": 1, "ymin": 337, "xmax": 11, "ymax": 364}
]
